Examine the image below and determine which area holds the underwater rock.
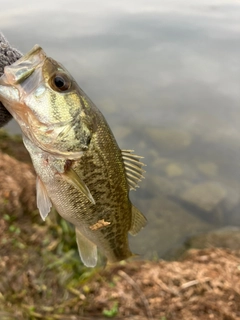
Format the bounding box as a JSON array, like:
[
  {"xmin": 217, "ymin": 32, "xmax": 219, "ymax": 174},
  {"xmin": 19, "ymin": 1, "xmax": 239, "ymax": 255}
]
[
  {"xmin": 129, "ymin": 195, "xmax": 211, "ymax": 260},
  {"xmin": 150, "ymin": 153, "xmax": 169, "ymax": 170},
  {"xmin": 145, "ymin": 127, "xmax": 192, "ymax": 153},
  {"xmin": 180, "ymin": 181, "xmax": 226, "ymax": 212},
  {"xmin": 152, "ymin": 175, "xmax": 177, "ymax": 196},
  {"xmin": 112, "ymin": 125, "xmax": 132, "ymax": 142},
  {"xmin": 227, "ymin": 204, "xmax": 240, "ymax": 226},
  {"xmin": 149, "ymin": 174, "xmax": 193, "ymax": 199},
  {"xmin": 196, "ymin": 161, "xmax": 218, "ymax": 177},
  {"xmin": 185, "ymin": 226, "xmax": 240, "ymax": 250},
  {"xmin": 165, "ymin": 162, "xmax": 183, "ymax": 177},
  {"xmin": 98, "ymin": 98, "xmax": 117, "ymax": 114},
  {"xmin": 221, "ymin": 187, "xmax": 240, "ymax": 223}
]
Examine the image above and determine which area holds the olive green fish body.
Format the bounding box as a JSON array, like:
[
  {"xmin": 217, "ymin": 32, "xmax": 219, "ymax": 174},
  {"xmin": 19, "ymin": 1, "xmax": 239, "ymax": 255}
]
[
  {"xmin": 0, "ymin": 45, "xmax": 147, "ymax": 267},
  {"xmin": 24, "ymin": 110, "xmax": 132, "ymax": 263}
]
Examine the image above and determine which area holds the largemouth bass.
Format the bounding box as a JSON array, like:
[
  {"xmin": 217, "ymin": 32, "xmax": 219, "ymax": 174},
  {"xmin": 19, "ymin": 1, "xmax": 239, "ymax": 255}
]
[{"xmin": 0, "ymin": 45, "xmax": 147, "ymax": 267}]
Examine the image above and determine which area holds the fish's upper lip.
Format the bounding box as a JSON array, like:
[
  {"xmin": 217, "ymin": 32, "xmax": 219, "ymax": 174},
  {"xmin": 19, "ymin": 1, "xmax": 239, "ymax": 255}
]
[{"xmin": 1, "ymin": 45, "xmax": 46, "ymax": 86}]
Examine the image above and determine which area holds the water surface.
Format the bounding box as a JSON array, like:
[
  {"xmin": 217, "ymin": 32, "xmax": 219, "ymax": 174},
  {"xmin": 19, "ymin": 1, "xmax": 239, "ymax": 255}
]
[{"xmin": 1, "ymin": 0, "xmax": 240, "ymax": 259}]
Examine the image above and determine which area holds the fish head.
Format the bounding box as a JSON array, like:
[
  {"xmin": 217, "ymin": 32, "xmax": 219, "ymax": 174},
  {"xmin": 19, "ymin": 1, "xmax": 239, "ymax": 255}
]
[{"xmin": 0, "ymin": 45, "xmax": 95, "ymax": 159}]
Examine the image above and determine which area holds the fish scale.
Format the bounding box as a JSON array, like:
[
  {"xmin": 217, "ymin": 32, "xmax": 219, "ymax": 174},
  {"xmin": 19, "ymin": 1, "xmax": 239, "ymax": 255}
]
[{"xmin": 0, "ymin": 44, "xmax": 147, "ymax": 267}]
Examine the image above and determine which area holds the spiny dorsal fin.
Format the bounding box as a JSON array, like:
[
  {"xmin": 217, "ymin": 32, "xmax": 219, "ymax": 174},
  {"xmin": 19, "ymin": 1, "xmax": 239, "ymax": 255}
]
[
  {"xmin": 129, "ymin": 205, "xmax": 147, "ymax": 236},
  {"xmin": 121, "ymin": 149, "xmax": 145, "ymax": 191},
  {"xmin": 36, "ymin": 176, "xmax": 52, "ymax": 221}
]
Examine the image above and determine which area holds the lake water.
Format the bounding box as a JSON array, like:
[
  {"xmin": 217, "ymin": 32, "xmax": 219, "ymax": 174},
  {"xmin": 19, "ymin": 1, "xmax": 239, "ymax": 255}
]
[{"xmin": 1, "ymin": 0, "xmax": 240, "ymax": 259}]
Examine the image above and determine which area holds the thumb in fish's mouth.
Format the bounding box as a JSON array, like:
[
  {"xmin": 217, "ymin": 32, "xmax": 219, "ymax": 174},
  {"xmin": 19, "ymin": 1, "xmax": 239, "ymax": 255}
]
[{"xmin": 0, "ymin": 32, "xmax": 23, "ymax": 127}]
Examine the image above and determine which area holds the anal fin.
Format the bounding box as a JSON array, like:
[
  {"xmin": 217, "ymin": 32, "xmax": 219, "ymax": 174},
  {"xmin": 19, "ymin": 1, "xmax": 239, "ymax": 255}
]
[
  {"xmin": 36, "ymin": 176, "xmax": 52, "ymax": 221},
  {"xmin": 75, "ymin": 228, "xmax": 98, "ymax": 267},
  {"xmin": 129, "ymin": 205, "xmax": 147, "ymax": 236}
]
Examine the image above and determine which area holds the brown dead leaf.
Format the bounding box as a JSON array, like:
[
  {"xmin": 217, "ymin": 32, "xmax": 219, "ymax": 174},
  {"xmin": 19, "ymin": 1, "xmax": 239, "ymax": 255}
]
[{"xmin": 89, "ymin": 219, "xmax": 111, "ymax": 231}]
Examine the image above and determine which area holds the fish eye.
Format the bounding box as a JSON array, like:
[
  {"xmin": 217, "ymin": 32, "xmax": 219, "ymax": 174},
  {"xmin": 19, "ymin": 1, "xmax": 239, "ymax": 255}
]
[{"xmin": 50, "ymin": 73, "xmax": 71, "ymax": 92}]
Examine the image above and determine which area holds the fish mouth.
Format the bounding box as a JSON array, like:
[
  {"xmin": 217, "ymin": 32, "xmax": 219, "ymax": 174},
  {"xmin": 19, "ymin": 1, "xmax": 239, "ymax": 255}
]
[
  {"xmin": 2, "ymin": 45, "xmax": 46, "ymax": 87},
  {"xmin": 0, "ymin": 45, "xmax": 87, "ymax": 160},
  {"xmin": 0, "ymin": 44, "xmax": 47, "ymax": 121}
]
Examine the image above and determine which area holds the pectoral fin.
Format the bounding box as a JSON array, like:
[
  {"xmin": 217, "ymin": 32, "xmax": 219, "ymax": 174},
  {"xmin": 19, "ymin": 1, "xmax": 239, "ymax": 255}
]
[
  {"xmin": 62, "ymin": 168, "xmax": 95, "ymax": 204},
  {"xmin": 121, "ymin": 150, "xmax": 145, "ymax": 191},
  {"xmin": 75, "ymin": 228, "xmax": 98, "ymax": 267},
  {"xmin": 36, "ymin": 176, "xmax": 52, "ymax": 221},
  {"xmin": 129, "ymin": 205, "xmax": 147, "ymax": 236}
]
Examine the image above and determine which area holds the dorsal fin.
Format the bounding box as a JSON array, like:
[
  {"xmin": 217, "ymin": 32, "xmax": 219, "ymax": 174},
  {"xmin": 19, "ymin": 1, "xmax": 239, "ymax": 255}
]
[{"xmin": 121, "ymin": 149, "xmax": 145, "ymax": 191}]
